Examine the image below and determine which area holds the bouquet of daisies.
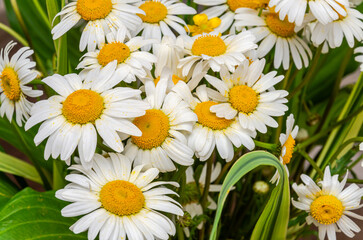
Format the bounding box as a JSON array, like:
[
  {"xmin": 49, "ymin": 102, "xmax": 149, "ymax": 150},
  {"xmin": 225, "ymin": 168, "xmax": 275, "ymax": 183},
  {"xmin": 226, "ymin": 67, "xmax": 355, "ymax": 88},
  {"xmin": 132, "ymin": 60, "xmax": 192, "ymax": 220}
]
[{"xmin": 0, "ymin": 0, "xmax": 363, "ymax": 239}]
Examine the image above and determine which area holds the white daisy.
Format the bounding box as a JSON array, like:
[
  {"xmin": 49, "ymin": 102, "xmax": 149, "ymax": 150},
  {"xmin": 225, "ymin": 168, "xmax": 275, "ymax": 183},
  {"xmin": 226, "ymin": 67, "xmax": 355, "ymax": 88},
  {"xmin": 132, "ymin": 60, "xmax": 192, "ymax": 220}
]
[
  {"xmin": 52, "ymin": 0, "xmax": 144, "ymax": 51},
  {"xmin": 173, "ymin": 81, "xmax": 256, "ymax": 162},
  {"xmin": 194, "ymin": 0, "xmax": 269, "ymax": 33},
  {"xmin": 206, "ymin": 59, "xmax": 289, "ymax": 134},
  {"xmin": 178, "ymin": 31, "xmax": 257, "ymax": 78},
  {"xmin": 181, "ymin": 163, "xmax": 222, "ymax": 237},
  {"xmin": 133, "ymin": 0, "xmax": 196, "ymax": 51},
  {"xmin": 0, "ymin": 41, "xmax": 42, "ymax": 126},
  {"xmin": 271, "ymin": 114, "xmax": 299, "ymax": 184},
  {"xmin": 292, "ymin": 166, "xmax": 363, "ymax": 240},
  {"xmin": 56, "ymin": 153, "xmax": 183, "ymax": 240},
  {"xmin": 77, "ymin": 29, "xmax": 157, "ymax": 84},
  {"xmin": 311, "ymin": 6, "xmax": 363, "ymax": 49},
  {"xmin": 25, "ymin": 64, "xmax": 149, "ymax": 167},
  {"xmin": 123, "ymin": 77, "xmax": 197, "ymax": 172},
  {"xmin": 269, "ymin": 0, "xmax": 349, "ymax": 26},
  {"xmin": 234, "ymin": 8, "xmax": 313, "ymax": 70},
  {"xmin": 354, "ymin": 46, "xmax": 363, "ymax": 71}
]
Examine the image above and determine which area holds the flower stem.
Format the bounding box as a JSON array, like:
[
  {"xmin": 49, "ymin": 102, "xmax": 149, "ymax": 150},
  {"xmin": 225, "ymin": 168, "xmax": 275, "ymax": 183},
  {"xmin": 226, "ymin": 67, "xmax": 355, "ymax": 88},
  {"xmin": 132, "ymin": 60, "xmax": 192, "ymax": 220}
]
[
  {"xmin": 254, "ymin": 140, "xmax": 278, "ymax": 152},
  {"xmin": 298, "ymin": 150, "xmax": 324, "ymax": 178},
  {"xmin": 0, "ymin": 23, "xmax": 28, "ymax": 47}
]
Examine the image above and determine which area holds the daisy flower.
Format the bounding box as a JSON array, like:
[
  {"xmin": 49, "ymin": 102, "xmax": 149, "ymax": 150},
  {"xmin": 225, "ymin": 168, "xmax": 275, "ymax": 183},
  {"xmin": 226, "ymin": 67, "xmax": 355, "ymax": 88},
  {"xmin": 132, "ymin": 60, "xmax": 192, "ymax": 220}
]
[
  {"xmin": 77, "ymin": 29, "xmax": 157, "ymax": 83},
  {"xmin": 173, "ymin": 81, "xmax": 255, "ymax": 162},
  {"xmin": 123, "ymin": 77, "xmax": 197, "ymax": 173},
  {"xmin": 25, "ymin": 64, "xmax": 149, "ymax": 167},
  {"xmin": 178, "ymin": 31, "xmax": 257, "ymax": 78},
  {"xmin": 181, "ymin": 163, "xmax": 222, "ymax": 237},
  {"xmin": 354, "ymin": 46, "xmax": 363, "ymax": 71},
  {"xmin": 206, "ymin": 59, "xmax": 289, "ymax": 134},
  {"xmin": 271, "ymin": 114, "xmax": 299, "ymax": 184},
  {"xmin": 0, "ymin": 41, "xmax": 42, "ymax": 126},
  {"xmin": 235, "ymin": 8, "xmax": 312, "ymax": 70},
  {"xmin": 51, "ymin": 0, "xmax": 144, "ymax": 51},
  {"xmin": 311, "ymin": 6, "xmax": 363, "ymax": 49},
  {"xmin": 56, "ymin": 153, "xmax": 183, "ymax": 240},
  {"xmin": 292, "ymin": 166, "xmax": 363, "ymax": 240},
  {"xmin": 133, "ymin": 0, "xmax": 196, "ymax": 51},
  {"xmin": 185, "ymin": 14, "xmax": 222, "ymax": 36},
  {"xmin": 194, "ymin": 0, "xmax": 269, "ymax": 33},
  {"xmin": 269, "ymin": 0, "xmax": 349, "ymax": 26}
]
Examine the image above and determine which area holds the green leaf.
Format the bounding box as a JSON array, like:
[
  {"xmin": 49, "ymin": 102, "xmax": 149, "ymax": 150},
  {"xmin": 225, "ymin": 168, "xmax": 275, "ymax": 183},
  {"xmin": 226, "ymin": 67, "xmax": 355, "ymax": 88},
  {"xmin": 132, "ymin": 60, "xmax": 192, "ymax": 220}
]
[
  {"xmin": 0, "ymin": 173, "xmax": 19, "ymax": 208},
  {"xmin": 0, "ymin": 188, "xmax": 87, "ymax": 239},
  {"xmin": 0, "ymin": 151, "xmax": 42, "ymax": 184},
  {"xmin": 210, "ymin": 151, "xmax": 290, "ymax": 240}
]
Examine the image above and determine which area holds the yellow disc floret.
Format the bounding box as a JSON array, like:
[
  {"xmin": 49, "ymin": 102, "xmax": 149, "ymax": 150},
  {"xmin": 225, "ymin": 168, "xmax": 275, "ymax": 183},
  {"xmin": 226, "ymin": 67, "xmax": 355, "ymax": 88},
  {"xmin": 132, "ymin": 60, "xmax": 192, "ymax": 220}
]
[
  {"xmin": 62, "ymin": 89, "xmax": 104, "ymax": 124},
  {"xmin": 282, "ymin": 134, "xmax": 296, "ymax": 165},
  {"xmin": 310, "ymin": 195, "xmax": 344, "ymax": 225},
  {"xmin": 191, "ymin": 35, "xmax": 227, "ymax": 57},
  {"xmin": 227, "ymin": 0, "xmax": 269, "ymax": 12},
  {"xmin": 77, "ymin": 0, "xmax": 112, "ymax": 21},
  {"xmin": 97, "ymin": 42, "xmax": 131, "ymax": 67},
  {"xmin": 194, "ymin": 101, "xmax": 233, "ymax": 130},
  {"xmin": 0, "ymin": 67, "xmax": 21, "ymax": 101},
  {"xmin": 265, "ymin": 13, "xmax": 295, "ymax": 38},
  {"xmin": 100, "ymin": 180, "xmax": 145, "ymax": 216},
  {"xmin": 229, "ymin": 85, "xmax": 259, "ymax": 114},
  {"xmin": 132, "ymin": 109, "xmax": 170, "ymax": 150},
  {"xmin": 138, "ymin": 1, "xmax": 168, "ymax": 24}
]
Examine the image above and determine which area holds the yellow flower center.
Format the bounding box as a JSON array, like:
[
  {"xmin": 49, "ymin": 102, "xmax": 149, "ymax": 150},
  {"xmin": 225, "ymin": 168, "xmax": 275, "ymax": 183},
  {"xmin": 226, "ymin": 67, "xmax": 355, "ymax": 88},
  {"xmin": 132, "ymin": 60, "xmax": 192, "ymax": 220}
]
[
  {"xmin": 282, "ymin": 134, "xmax": 296, "ymax": 165},
  {"xmin": 137, "ymin": 1, "xmax": 168, "ymax": 24},
  {"xmin": 100, "ymin": 180, "xmax": 145, "ymax": 216},
  {"xmin": 0, "ymin": 67, "xmax": 21, "ymax": 101},
  {"xmin": 310, "ymin": 195, "xmax": 344, "ymax": 225},
  {"xmin": 132, "ymin": 109, "xmax": 170, "ymax": 150},
  {"xmin": 154, "ymin": 75, "xmax": 185, "ymax": 86},
  {"xmin": 265, "ymin": 13, "xmax": 295, "ymax": 38},
  {"xmin": 186, "ymin": 14, "xmax": 221, "ymax": 36},
  {"xmin": 194, "ymin": 101, "xmax": 233, "ymax": 130},
  {"xmin": 191, "ymin": 35, "xmax": 227, "ymax": 57},
  {"xmin": 97, "ymin": 42, "xmax": 131, "ymax": 67},
  {"xmin": 62, "ymin": 89, "xmax": 104, "ymax": 125},
  {"xmin": 229, "ymin": 85, "xmax": 259, "ymax": 114},
  {"xmin": 76, "ymin": 0, "xmax": 112, "ymax": 21},
  {"xmin": 227, "ymin": 0, "xmax": 269, "ymax": 12}
]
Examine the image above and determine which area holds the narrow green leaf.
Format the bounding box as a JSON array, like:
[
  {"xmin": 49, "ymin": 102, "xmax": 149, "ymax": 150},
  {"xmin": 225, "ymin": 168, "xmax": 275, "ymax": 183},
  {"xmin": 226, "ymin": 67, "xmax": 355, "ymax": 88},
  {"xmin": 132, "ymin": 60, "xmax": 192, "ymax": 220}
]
[
  {"xmin": 210, "ymin": 151, "xmax": 290, "ymax": 240},
  {"xmin": 0, "ymin": 152, "xmax": 42, "ymax": 184},
  {"xmin": 0, "ymin": 173, "xmax": 19, "ymax": 208}
]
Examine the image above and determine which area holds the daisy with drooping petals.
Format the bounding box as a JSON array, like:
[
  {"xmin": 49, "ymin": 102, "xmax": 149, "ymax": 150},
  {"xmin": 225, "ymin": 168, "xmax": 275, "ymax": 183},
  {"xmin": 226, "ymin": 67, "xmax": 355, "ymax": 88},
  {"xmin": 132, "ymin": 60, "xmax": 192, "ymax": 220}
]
[
  {"xmin": 269, "ymin": 0, "xmax": 349, "ymax": 26},
  {"xmin": 181, "ymin": 163, "xmax": 222, "ymax": 237},
  {"xmin": 25, "ymin": 64, "xmax": 149, "ymax": 167},
  {"xmin": 133, "ymin": 0, "xmax": 196, "ymax": 51},
  {"xmin": 52, "ymin": 0, "xmax": 144, "ymax": 51},
  {"xmin": 77, "ymin": 29, "xmax": 157, "ymax": 83},
  {"xmin": 311, "ymin": 6, "xmax": 363, "ymax": 49},
  {"xmin": 206, "ymin": 59, "xmax": 289, "ymax": 134},
  {"xmin": 354, "ymin": 46, "xmax": 363, "ymax": 71},
  {"xmin": 57, "ymin": 153, "xmax": 183, "ymax": 240},
  {"xmin": 194, "ymin": 0, "xmax": 269, "ymax": 33},
  {"xmin": 235, "ymin": 8, "xmax": 312, "ymax": 70},
  {"xmin": 173, "ymin": 81, "xmax": 256, "ymax": 162},
  {"xmin": 292, "ymin": 166, "xmax": 363, "ymax": 240},
  {"xmin": 178, "ymin": 31, "xmax": 257, "ymax": 77},
  {"xmin": 185, "ymin": 14, "xmax": 222, "ymax": 36},
  {"xmin": 124, "ymin": 77, "xmax": 197, "ymax": 172},
  {"xmin": 271, "ymin": 114, "xmax": 299, "ymax": 184},
  {"xmin": 0, "ymin": 41, "xmax": 42, "ymax": 126}
]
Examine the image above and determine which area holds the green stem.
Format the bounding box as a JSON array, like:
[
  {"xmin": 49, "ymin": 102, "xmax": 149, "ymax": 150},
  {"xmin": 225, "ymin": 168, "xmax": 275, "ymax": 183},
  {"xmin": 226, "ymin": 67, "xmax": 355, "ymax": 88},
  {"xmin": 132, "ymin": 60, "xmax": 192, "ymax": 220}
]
[
  {"xmin": 347, "ymin": 179, "xmax": 363, "ymax": 184},
  {"xmin": 298, "ymin": 150, "xmax": 324, "ymax": 178},
  {"xmin": 0, "ymin": 23, "xmax": 28, "ymax": 46},
  {"xmin": 177, "ymin": 224, "xmax": 185, "ymax": 240},
  {"xmin": 201, "ymin": 153, "xmax": 214, "ymax": 210},
  {"xmin": 254, "ymin": 140, "xmax": 278, "ymax": 151},
  {"xmin": 52, "ymin": 158, "xmax": 66, "ymax": 190},
  {"xmin": 348, "ymin": 154, "xmax": 363, "ymax": 170},
  {"xmin": 32, "ymin": 0, "xmax": 51, "ymax": 29}
]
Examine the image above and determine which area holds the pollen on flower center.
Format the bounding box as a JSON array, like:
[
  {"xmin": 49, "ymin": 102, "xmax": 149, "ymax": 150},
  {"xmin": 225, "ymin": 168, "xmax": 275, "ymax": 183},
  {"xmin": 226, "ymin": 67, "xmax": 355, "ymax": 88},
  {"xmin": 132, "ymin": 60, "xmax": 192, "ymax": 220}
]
[
  {"xmin": 0, "ymin": 67, "xmax": 21, "ymax": 101},
  {"xmin": 229, "ymin": 85, "xmax": 259, "ymax": 114},
  {"xmin": 132, "ymin": 109, "xmax": 170, "ymax": 150},
  {"xmin": 76, "ymin": 0, "xmax": 112, "ymax": 21},
  {"xmin": 97, "ymin": 42, "xmax": 131, "ymax": 67},
  {"xmin": 100, "ymin": 180, "xmax": 145, "ymax": 216},
  {"xmin": 310, "ymin": 195, "xmax": 344, "ymax": 225},
  {"xmin": 62, "ymin": 89, "xmax": 104, "ymax": 125},
  {"xmin": 194, "ymin": 101, "xmax": 233, "ymax": 130},
  {"xmin": 282, "ymin": 134, "xmax": 296, "ymax": 165},
  {"xmin": 227, "ymin": 0, "xmax": 269, "ymax": 12},
  {"xmin": 265, "ymin": 13, "xmax": 296, "ymax": 38},
  {"xmin": 191, "ymin": 35, "xmax": 227, "ymax": 57},
  {"xmin": 137, "ymin": 1, "xmax": 168, "ymax": 24}
]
